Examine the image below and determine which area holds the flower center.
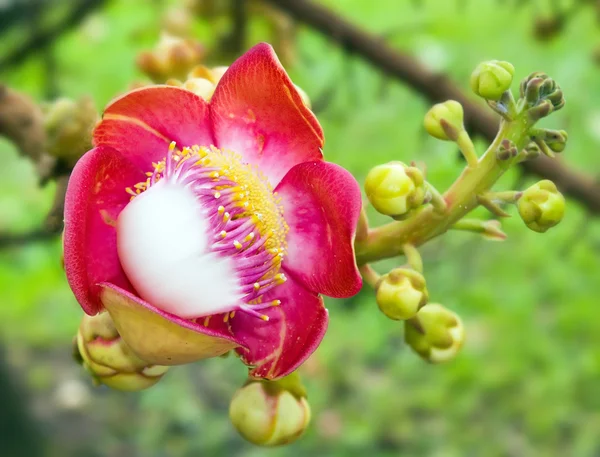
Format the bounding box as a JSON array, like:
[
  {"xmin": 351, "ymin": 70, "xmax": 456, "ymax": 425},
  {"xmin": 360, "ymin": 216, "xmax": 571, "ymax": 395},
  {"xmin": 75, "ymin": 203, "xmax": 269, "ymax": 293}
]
[{"xmin": 117, "ymin": 142, "xmax": 288, "ymax": 321}]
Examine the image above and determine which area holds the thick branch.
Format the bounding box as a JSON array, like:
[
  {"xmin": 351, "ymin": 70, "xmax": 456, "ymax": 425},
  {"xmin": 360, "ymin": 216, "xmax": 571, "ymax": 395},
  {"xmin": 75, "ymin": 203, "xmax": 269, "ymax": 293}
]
[
  {"xmin": 0, "ymin": 229, "xmax": 60, "ymax": 250},
  {"xmin": 263, "ymin": 0, "xmax": 600, "ymax": 214},
  {"xmin": 0, "ymin": 85, "xmax": 55, "ymax": 180}
]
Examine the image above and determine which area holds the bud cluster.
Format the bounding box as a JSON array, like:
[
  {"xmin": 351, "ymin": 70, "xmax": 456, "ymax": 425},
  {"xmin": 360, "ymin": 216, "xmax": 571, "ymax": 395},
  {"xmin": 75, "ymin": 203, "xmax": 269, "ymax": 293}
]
[{"xmin": 358, "ymin": 60, "xmax": 570, "ymax": 366}]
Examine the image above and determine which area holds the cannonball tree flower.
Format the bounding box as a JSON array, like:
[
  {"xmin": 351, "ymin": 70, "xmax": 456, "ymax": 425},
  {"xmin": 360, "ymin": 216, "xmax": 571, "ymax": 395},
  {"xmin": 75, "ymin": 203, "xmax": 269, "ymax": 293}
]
[{"xmin": 63, "ymin": 43, "xmax": 362, "ymax": 380}]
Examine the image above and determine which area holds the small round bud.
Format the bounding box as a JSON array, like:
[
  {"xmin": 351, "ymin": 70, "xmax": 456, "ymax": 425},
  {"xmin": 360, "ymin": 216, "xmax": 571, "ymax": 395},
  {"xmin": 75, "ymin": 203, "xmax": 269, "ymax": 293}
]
[
  {"xmin": 470, "ymin": 60, "xmax": 515, "ymax": 101},
  {"xmin": 405, "ymin": 303, "xmax": 465, "ymax": 363},
  {"xmin": 229, "ymin": 376, "xmax": 310, "ymax": 446},
  {"xmin": 166, "ymin": 65, "xmax": 231, "ymax": 100},
  {"xmin": 376, "ymin": 268, "xmax": 428, "ymax": 320},
  {"xmin": 44, "ymin": 96, "xmax": 99, "ymax": 167},
  {"xmin": 182, "ymin": 77, "xmax": 216, "ymax": 100},
  {"xmin": 76, "ymin": 312, "xmax": 168, "ymax": 391},
  {"xmin": 517, "ymin": 180, "xmax": 565, "ymax": 233},
  {"xmin": 364, "ymin": 162, "xmax": 426, "ymax": 217},
  {"xmin": 137, "ymin": 33, "xmax": 205, "ymax": 83},
  {"xmin": 423, "ymin": 100, "xmax": 464, "ymax": 141},
  {"xmin": 543, "ymin": 129, "xmax": 568, "ymax": 153}
]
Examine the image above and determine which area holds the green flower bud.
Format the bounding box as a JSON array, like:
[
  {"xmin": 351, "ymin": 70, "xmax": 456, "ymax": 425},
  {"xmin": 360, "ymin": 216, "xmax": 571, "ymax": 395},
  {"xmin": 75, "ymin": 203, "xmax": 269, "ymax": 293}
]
[
  {"xmin": 376, "ymin": 268, "xmax": 428, "ymax": 320},
  {"xmin": 43, "ymin": 96, "xmax": 99, "ymax": 167},
  {"xmin": 229, "ymin": 374, "xmax": 310, "ymax": 446},
  {"xmin": 470, "ymin": 60, "xmax": 515, "ymax": 101},
  {"xmin": 405, "ymin": 303, "xmax": 465, "ymax": 363},
  {"xmin": 364, "ymin": 162, "xmax": 426, "ymax": 217},
  {"xmin": 76, "ymin": 312, "xmax": 168, "ymax": 391},
  {"xmin": 517, "ymin": 180, "xmax": 565, "ymax": 233},
  {"xmin": 423, "ymin": 100, "xmax": 464, "ymax": 141},
  {"xmin": 542, "ymin": 129, "xmax": 568, "ymax": 153}
]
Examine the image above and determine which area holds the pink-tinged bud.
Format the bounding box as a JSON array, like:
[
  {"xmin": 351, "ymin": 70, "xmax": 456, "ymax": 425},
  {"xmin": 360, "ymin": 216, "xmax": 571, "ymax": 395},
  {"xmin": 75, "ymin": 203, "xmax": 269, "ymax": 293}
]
[
  {"xmin": 229, "ymin": 373, "xmax": 311, "ymax": 446},
  {"xmin": 75, "ymin": 312, "xmax": 168, "ymax": 391}
]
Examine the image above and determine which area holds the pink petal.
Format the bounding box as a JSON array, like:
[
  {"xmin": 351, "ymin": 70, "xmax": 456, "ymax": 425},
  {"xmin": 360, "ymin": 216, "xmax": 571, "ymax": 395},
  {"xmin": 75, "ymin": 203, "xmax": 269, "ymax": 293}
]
[
  {"xmin": 231, "ymin": 278, "xmax": 328, "ymax": 380},
  {"xmin": 100, "ymin": 284, "xmax": 241, "ymax": 365},
  {"xmin": 64, "ymin": 146, "xmax": 144, "ymax": 315},
  {"xmin": 94, "ymin": 86, "xmax": 214, "ymax": 169},
  {"xmin": 276, "ymin": 161, "xmax": 363, "ymax": 298},
  {"xmin": 210, "ymin": 43, "xmax": 324, "ymax": 187}
]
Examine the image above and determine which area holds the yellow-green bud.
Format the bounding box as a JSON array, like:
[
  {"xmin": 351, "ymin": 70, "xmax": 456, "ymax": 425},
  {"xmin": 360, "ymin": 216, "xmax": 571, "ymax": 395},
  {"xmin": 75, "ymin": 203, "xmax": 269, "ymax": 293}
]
[
  {"xmin": 364, "ymin": 162, "xmax": 426, "ymax": 217},
  {"xmin": 517, "ymin": 180, "xmax": 565, "ymax": 233},
  {"xmin": 470, "ymin": 60, "xmax": 515, "ymax": 101},
  {"xmin": 376, "ymin": 268, "xmax": 428, "ymax": 320},
  {"xmin": 76, "ymin": 312, "xmax": 168, "ymax": 391},
  {"xmin": 44, "ymin": 96, "xmax": 99, "ymax": 167},
  {"xmin": 166, "ymin": 65, "xmax": 231, "ymax": 100},
  {"xmin": 229, "ymin": 374, "xmax": 310, "ymax": 446},
  {"xmin": 423, "ymin": 100, "xmax": 465, "ymax": 141},
  {"xmin": 405, "ymin": 303, "xmax": 465, "ymax": 363}
]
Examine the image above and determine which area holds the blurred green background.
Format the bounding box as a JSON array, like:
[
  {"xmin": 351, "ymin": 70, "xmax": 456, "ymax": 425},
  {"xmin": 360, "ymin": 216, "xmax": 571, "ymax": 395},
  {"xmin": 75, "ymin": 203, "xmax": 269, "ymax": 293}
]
[{"xmin": 2, "ymin": 0, "xmax": 600, "ymax": 455}]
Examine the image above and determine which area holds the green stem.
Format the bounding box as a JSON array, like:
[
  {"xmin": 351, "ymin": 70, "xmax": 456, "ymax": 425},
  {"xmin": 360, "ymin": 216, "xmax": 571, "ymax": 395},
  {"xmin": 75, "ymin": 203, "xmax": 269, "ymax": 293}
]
[
  {"xmin": 402, "ymin": 243, "xmax": 423, "ymax": 273},
  {"xmin": 455, "ymin": 130, "xmax": 478, "ymax": 168},
  {"xmin": 451, "ymin": 218, "xmax": 489, "ymax": 233},
  {"xmin": 425, "ymin": 183, "xmax": 448, "ymax": 214},
  {"xmin": 482, "ymin": 190, "xmax": 522, "ymax": 203},
  {"xmin": 359, "ymin": 264, "xmax": 381, "ymax": 288},
  {"xmin": 355, "ymin": 114, "xmax": 533, "ymax": 265}
]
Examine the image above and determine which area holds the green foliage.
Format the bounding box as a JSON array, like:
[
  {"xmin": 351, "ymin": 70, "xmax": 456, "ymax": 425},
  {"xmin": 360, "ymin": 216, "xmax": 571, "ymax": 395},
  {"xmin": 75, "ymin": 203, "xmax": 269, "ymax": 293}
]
[{"xmin": 2, "ymin": 0, "xmax": 600, "ymax": 455}]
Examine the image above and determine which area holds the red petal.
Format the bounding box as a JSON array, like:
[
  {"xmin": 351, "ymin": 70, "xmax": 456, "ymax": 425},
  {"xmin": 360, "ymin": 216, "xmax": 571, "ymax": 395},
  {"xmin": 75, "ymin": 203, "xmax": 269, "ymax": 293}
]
[
  {"xmin": 210, "ymin": 43, "xmax": 324, "ymax": 187},
  {"xmin": 100, "ymin": 284, "xmax": 241, "ymax": 365},
  {"xmin": 231, "ymin": 278, "xmax": 328, "ymax": 380},
  {"xmin": 64, "ymin": 146, "xmax": 144, "ymax": 315},
  {"xmin": 276, "ymin": 161, "xmax": 363, "ymax": 298},
  {"xmin": 94, "ymin": 86, "xmax": 214, "ymax": 169}
]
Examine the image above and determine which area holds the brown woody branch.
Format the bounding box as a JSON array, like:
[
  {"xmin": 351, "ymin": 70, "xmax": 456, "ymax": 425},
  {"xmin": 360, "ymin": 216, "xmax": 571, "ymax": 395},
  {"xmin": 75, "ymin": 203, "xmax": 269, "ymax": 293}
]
[
  {"xmin": 0, "ymin": 85, "xmax": 55, "ymax": 181},
  {"xmin": 0, "ymin": 86, "xmax": 68, "ymax": 249},
  {"xmin": 262, "ymin": 0, "xmax": 600, "ymax": 214}
]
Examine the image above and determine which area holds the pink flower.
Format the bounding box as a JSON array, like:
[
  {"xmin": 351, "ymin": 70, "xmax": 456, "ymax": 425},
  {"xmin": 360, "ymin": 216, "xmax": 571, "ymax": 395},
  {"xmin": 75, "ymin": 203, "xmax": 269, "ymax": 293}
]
[{"xmin": 63, "ymin": 43, "xmax": 362, "ymax": 380}]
